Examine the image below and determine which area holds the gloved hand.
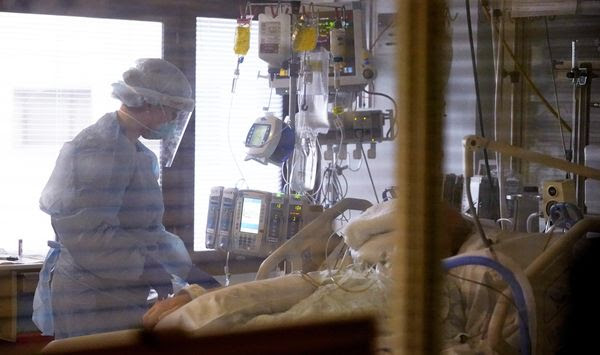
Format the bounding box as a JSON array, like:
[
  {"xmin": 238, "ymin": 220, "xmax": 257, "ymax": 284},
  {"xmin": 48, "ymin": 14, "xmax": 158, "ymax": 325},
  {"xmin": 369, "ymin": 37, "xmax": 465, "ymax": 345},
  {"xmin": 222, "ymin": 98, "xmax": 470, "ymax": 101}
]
[
  {"xmin": 155, "ymin": 231, "xmax": 192, "ymax": 279},
  {"xmin": 140, "ymin": 255, "xmax": 173, "ymax": 299}
]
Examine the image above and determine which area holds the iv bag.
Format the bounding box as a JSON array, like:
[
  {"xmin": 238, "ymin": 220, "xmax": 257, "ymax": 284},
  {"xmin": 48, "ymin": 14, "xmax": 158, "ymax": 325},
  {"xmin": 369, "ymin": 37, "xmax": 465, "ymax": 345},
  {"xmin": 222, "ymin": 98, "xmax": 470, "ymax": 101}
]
[
  {"xmin": 292, "ymin": 16, "xmax": 318, "ymax": 52},
  {"xmin": 290, "ymin": 135, "xmax": 318, "ymax": 193},
  {"xmin": 297, "ymin": 48, "xmax": 330, "ymax": 135},
  {"xmin": 258, "ymin": 11, "xmax": 291, "ymax": 69},
  {"xmin": 234, "ymin": 16, "xmax": 252, "ymax": 56}
]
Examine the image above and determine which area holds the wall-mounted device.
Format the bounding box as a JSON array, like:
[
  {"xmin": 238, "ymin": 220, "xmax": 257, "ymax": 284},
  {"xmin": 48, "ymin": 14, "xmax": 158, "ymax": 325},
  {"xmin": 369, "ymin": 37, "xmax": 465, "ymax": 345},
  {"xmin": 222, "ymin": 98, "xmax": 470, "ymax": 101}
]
[
  {"xmin": 206, "ymin": 188, "xmax": 321, "ymax": 257},
  {"xmin": 319, "ymin": 110, "xmax": 386, "ymax": 145},
  {"xmin": 205, "ymin": 186, "xmax": 224, "ymax": 249},
  {"xmin": 320, "ymin": 110, "xmax": 391, "ymax": 160},
  {"xmin": 215, "ymin": 187, "xmax": 238, "ymax": 251},
  {"xmin": 267, "ymin": 1, "xmax": 368, "ymax": 93},
  {"xmin": 542, "ymin": 180, "xmax": 576, "ymax": 218},
  {"xmin": 244, "ymin": 113, "xmax": 295, "ymax": 165}
]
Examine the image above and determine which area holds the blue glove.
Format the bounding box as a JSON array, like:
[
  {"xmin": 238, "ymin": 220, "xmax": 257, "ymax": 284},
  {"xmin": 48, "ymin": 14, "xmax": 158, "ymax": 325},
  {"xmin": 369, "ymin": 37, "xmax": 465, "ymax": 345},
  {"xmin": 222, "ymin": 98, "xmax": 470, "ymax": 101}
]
[
  {"xmin": 141, "ymin": 255, "xmax": 172, "ymax": 299},
  {"xmin": 154, "ymin": 231, "xmax": 192, "ymax": 279}
]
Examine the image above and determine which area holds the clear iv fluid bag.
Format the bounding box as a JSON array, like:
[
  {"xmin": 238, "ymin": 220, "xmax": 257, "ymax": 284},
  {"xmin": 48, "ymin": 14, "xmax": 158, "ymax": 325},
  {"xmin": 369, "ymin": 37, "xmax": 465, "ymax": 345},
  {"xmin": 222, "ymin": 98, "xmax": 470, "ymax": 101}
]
[
  {"xmin": 297, "ymin": 48, "xmax": 330, "ymax": 135},
  {"xmin": 258, "ymin": 12, "xmax": 291, "ymax": 69},
  {"xmin": 290, "ymin": 136, "xmax": 318, "ymax": 193}
]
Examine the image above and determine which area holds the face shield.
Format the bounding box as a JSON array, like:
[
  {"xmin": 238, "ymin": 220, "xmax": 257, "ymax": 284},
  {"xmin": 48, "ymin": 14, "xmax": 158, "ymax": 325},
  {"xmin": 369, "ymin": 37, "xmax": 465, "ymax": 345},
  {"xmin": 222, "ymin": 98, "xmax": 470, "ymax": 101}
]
[
  {"xmin": 159, "ymin": 106, "xmax": 193, "ymax": 168},
  {"xmin": 152, "ymin": 89, "xmax": 195, "ymax": 168},
  {"xmin": 112, "ymin": 58, "xmax": 195, "ymax": 168},
  {"xmin": 113, "ymin": 80, "xmax": 195, "ymax": 168}
]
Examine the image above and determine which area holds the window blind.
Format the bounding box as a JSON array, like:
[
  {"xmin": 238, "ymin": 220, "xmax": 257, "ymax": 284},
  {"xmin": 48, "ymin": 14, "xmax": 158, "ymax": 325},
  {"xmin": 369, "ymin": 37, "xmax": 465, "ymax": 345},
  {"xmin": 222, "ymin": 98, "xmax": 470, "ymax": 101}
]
[
  {"xmin": 0, "ymin": 12, "xmax": 162, "ymax": 255},
  {"xmin": 13, "ymin": 88, "xmax": 92, "ymax": 147}
]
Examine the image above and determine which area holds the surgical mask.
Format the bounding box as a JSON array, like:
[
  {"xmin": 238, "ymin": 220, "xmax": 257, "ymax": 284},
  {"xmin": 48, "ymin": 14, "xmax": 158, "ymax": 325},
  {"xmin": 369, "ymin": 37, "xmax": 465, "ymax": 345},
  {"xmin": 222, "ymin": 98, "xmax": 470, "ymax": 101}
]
[
  {"xmin": 118, "ymin": 108, "xmax": 176, "ymax": 140},
  {"xmin": 144, "ymin": 120, "xmax": 177, "ymax": 140}
]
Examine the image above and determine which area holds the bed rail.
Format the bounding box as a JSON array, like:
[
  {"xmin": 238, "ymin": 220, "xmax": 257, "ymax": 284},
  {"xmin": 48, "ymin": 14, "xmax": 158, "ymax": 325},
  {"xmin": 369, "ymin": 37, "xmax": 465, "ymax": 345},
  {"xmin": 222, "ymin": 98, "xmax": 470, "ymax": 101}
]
[
  {"xmin": 255, "ymin": 198, "xmax": 373, "ymax": 280},
  {"xmin": 487, "ymin": 216, "xmax": 600, "ymax": 354}
]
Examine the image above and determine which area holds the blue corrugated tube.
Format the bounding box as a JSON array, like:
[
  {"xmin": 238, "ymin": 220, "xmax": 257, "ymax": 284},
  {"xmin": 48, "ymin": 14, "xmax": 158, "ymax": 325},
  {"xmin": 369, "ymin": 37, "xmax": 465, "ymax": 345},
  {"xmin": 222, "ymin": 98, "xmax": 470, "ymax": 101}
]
[{"xmin": 441, "ymin": 255, "xmax": 531, "ymax": 355}]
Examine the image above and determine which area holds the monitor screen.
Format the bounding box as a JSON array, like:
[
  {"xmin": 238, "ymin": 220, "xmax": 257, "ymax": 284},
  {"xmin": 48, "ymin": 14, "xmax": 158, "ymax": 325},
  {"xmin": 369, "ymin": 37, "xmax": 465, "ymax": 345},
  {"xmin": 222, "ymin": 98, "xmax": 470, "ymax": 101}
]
[
  {"xmin": 240, "ymin": 197, "xmax": 262, "ymax": 234},
  {"xmin": 248, "ymin": 124, "xmax": 270, "ymax": 147}
]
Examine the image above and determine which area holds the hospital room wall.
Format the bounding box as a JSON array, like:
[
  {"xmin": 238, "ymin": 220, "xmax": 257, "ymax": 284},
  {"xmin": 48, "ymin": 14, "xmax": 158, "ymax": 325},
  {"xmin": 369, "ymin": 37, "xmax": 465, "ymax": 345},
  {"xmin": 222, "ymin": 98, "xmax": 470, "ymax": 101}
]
[
  {"xmin": 345, "ymin": 0, "xmax": 483, "ymax": 203},
  {"xmin": 342, "ymin": 0, "xmax": 397, "ymax": 204},
  {"xmin": 443, "ymin": 0, "xmax": 480, "ymax": 175}
]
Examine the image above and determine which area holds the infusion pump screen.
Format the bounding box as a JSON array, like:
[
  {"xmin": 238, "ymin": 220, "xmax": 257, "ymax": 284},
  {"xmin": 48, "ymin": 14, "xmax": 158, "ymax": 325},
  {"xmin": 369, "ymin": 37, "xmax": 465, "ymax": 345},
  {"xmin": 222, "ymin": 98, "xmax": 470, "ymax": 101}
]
[
  {"xmin": 248, "ymin": 124, "xmax": 270, "ymax": 147},
  {"xmin": 240, "ymin": 197, "xmax": 262, "ymax": 234}
]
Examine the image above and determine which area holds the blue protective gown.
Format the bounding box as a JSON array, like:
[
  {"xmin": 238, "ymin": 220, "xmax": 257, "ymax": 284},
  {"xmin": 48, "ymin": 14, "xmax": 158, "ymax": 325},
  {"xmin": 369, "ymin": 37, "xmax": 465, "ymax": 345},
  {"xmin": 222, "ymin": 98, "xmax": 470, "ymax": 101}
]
[{"xmin": 33, "ymin": 112, "xmax": 192, "ymax": 339}]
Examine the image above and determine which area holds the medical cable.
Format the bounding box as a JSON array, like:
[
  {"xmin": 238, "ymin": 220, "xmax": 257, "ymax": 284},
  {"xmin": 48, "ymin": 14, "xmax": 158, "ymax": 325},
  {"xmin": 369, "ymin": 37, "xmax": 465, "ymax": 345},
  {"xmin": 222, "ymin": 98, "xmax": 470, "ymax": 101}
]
[
  {"xmin": 369, "ymin": 19, "xmax": 394, "ymax": 54},
  {"xmin": 346, "ymin": 154, "xmax": 363, "ymax": 172},
  {"xmin": 321, "ymin": 163, "xmax": 348, "ymax": 206},
  {"xmin": 478, "ymin": 1, "xmax": 571, "ymax": 133},
  {"xmin": 442, "ymin": 254, "xmax": 533, "ymax": 355},
  {"xmin": 446, "ymin": 271, "xmax": 520, "ymax": 316},
  {"xmin": 361, "ymin": 89, "xmax": 397, "ymax": 140},
  {"xmin": 465, "ymin": 0, "xmax": 496, "ymax": 197},
  {"xmin": 544, "ymin": 17, "xmax": 570, "ymax": 166},
  {"xmin": 299, "ymin": 272, "xmax": 323, "ymax": 288},
  {"xmin": 280, "ymin": 161, "xmax": 289, "ymax": 187},
  {"xmin": 360, "ymin": 145, "xmax": 380, "ymax": 204},
  {"xmin": 226, "ymin": 92, "xmax": 248, "ymax": 186},
  {"xmin": 446, "ymin": 271, "xmax": 521, "ymax": 343},
  {"xmin": 324, "ymin": 229, "xmax": 378, "ymax": 293},
  {"xmin": 263, "ymin": 87, "xmax": 274, "ymax": 112}
]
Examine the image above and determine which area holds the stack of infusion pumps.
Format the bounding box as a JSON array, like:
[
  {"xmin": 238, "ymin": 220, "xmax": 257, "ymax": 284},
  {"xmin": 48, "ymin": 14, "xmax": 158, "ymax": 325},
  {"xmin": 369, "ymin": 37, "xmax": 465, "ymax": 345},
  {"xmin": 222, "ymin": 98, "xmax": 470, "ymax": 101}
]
[{"xmin": 205, "ymin": 187, "xmax": 321, "ymax": 257}]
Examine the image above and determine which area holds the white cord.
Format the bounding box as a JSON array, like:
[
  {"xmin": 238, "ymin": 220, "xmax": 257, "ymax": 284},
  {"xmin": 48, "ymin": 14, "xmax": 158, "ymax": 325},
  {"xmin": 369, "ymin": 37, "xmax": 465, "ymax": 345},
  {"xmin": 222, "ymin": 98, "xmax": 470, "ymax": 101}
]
[{"xmin": 226, "ymin": 92, "xmax": 247, "ymax": 186}]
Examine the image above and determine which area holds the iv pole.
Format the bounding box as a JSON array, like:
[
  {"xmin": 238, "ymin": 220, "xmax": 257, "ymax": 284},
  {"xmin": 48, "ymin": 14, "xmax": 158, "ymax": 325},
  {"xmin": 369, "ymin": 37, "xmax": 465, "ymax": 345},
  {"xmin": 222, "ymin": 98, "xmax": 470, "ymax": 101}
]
[{"xmin": 567, "ymin": 40, "xmax": 594, "ymax": 212}]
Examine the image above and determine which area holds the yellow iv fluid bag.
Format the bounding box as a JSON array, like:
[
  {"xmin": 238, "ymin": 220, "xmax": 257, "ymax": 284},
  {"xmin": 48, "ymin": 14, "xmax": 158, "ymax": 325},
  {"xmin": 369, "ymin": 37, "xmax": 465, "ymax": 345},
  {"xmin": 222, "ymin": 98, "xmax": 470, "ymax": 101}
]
[
  {"xmin": 292, "ymin": 23, "xmax": 317, "ymax": 52},
  {"xmin": 234, "ymin": 23, "xmax": 251, "ymax": 55}
]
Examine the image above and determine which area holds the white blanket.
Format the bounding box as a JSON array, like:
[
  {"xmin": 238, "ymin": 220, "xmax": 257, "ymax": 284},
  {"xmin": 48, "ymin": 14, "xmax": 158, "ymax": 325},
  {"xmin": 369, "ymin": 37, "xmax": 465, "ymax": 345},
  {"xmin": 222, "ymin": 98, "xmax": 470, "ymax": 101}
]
[
  {"xmin": 157, "ymin": 269, "xmax": 392, "ymax": 337},
  {"xmin": 156, "ymin": 201, "xmax": 397, "ymax": 342},
  {"xmin": 341, "ymin": 199, "xmax": 398, "ymax": 250}
]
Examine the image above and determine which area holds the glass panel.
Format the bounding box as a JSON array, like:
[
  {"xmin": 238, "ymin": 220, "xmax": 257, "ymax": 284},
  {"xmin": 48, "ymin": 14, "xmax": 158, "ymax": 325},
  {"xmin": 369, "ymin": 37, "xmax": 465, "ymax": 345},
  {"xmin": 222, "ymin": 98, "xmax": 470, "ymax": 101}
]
[
  {"xmin": 0, "ymin": 12, "xmax": 162, "ymax": 255},
  {"xmin": 194, "ymin": 17, "xmax": 283, "ymax": 251}
]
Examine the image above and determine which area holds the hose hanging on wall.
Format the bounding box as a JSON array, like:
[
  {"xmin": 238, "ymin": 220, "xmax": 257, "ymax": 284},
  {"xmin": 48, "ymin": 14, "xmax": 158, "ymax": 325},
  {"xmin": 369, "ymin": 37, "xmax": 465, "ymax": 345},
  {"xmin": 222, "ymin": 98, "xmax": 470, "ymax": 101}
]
[{"xmin": 465, "ymin": 0, "xmax": 496, "ymax": 192}]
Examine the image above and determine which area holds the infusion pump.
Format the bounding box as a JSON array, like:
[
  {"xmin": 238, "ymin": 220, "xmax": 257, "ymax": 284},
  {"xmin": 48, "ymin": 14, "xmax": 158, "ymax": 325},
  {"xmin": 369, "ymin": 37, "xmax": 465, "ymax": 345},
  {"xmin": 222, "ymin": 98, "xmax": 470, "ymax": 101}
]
[{"xmin": 205, "ymin": 187, "xmax": 321, "ymax": 257}]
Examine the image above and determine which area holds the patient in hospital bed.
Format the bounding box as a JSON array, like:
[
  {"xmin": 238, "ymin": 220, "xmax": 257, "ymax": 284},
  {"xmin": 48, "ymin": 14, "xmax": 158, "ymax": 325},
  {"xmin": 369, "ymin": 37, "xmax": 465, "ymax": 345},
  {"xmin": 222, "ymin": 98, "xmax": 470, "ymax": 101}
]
[
  {"xmin": 144, "ymin": 200, "xmax": 400, "ymax": 340},
  {"xmin": 142, "ymin": 199, "xmax": 488, "ymax": 354}
]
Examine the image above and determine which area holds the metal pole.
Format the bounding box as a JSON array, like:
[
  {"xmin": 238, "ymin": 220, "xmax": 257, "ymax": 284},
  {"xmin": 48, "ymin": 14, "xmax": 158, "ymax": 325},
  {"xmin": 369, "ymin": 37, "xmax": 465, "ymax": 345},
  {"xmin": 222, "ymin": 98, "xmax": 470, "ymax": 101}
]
[{"xmin": 575, "ymin": 63, "xmax": 592, "ymax": 212}]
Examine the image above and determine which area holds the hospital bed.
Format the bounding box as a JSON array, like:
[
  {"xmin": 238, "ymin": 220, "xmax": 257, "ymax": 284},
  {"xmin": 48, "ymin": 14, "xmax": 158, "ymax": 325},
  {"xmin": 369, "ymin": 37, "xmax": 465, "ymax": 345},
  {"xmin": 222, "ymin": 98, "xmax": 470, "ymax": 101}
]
[
  {"xmin": 442, "ymin": 216, "xmax": 600, "ymax": 354},
  {"xmin": 41, "ymin": 197, "xmax": 600, "ymax": 354}
]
